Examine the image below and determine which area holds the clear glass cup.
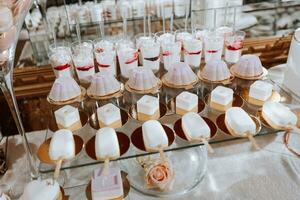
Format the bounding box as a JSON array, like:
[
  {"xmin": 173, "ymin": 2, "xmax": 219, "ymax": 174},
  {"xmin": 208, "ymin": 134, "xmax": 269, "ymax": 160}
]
[
  {"xmin": 93, "ymin": 38, "xmax": 114, "ymax": 53},
  {"xmin": 183, "ymin": 38, "xmax": 203, "ymax": 69},
  {"xmin": 175, "ymin": 29, "xmax": 193, "ymax": 61},
  {"xmin": 224, "ymin": 31, "xmax": 246, "ymax": 63},
  {"xmin": 135, "ymin": 33, "xmax": 155, "ymax": 65},
  {"xmin": 155, "ymin": 31, "xmax": 175, "ymax": 64},
  {"xmin": 162, "ymin": 41, "xmax": 181, "ymax": 71},
  {"xmin": 141, "ymin": 41, "xmax": 161, "ymax": 72},
  {"xmin": 48, "ymin": 42, "xmax": 73, "ymax": 78},
  {"xmin": 71, "ymin": 40, "xmax": 95, "ymax": 82},
  {"xmin": 216, "ymin": 26, "xmax": 234, "ymax": 38},
  {"xmin": 204, "ymin": 33, "xmax": 224, "ymax": 63},
  {"xmin": 118, "ymin": 47, "xmax": 138, "ymax": 78}
]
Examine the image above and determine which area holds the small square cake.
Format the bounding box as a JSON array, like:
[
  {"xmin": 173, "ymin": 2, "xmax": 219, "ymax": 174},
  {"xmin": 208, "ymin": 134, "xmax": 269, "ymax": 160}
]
[
  {"xmin": 91, "ymin": 166, "xmax": 123, "ymax": 200},
  {"xmin": 210, "ymin": 86, "xmax": 234, "ymax": 111},
  {"xmin": 249, "ymin": 81, "xmax": 273, "ymax": 102},
  {"xmin": 97, "ymin": 103, "xmax": 122, "ymax": 129},
  {"xmin": 176, "ymin": 92, "xmax": 198, "ymax": 115},
  {"xmin": 142, "ymin": 120, "xmax": 168, "ymax": 152},
  {"xmin": 54, "ymin": 105, "xmax": 82, "ymax": 131},
  {"xmin": 137, "ymin": 95, "xmax": 160, "ymax": 121},
  {"xmin": 95, "ymin": 127, "xmax": 120, "ymax": 160}
]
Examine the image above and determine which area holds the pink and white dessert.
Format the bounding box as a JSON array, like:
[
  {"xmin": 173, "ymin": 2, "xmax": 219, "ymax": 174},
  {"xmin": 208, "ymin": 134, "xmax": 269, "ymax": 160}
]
[
  {"xmin": 225, "ymin": 31, "xmax": 245, "ymax": 63},
  {"xmin": 136, "ymin": 35, "xmax": 155, "ymax": 65},
  {"xmin": 49, "ymin": 46, "xmax": 73, "ymax": 78},
  {"xmin": 232, "ymin": 54, "xmax": 263, "ymax": 78},
  {"xmin": 118, "ymin": 47, "xmax": 138, "ymax": 78},
  {"xmin": 201, "ymin": 60, "xmax": 231, "ymax": 82},
  {"xmin": 95, "ymin": 50, "xmax": 117, "ymax": 76},
  {"xmin": 204, "ymin": 34, "xmax": 224, "ymax": 63},
  {"xmin": 128, "ymin": 67, "xmax": 160, "ymax": 91},
  {"xmin": 156, "ymin": 32, "xmax": 175, "ymax": 45},
  {"xmin": 183, "ymin": 38, "xmax": 202, "ymax": 68},
  {"xmin": 48, "ymin": 77, "xmax": 81, "ymax": 102},
  {"xmin": 94, "ymin": 40, "xmax": 114, "ymax": 53},
  {"xmin": 141, "ymin": 41, "xmax": 160, "ymax": 71},
  {"xmin": 88, "ymin": 72, "xmax": 121, "ymax": 97},
  {"xmin": 164, "ymin": 62, "xmax": 197, "ymax": 86},
  {"xmin": 162, "ymin": 41, "xmax": 181, "ymax": 71},
  {"xmin": 91, "ymin": 166, "xmax": 123, "ymax": 200}
]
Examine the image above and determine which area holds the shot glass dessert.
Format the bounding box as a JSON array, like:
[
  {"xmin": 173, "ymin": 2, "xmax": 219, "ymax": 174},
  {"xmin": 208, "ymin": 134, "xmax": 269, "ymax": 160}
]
[
  {"xmin": 183, "ymin": 38, "xmax": 202, "ymax": 68},
  {"xmin": 224, "ymin": 31, "xmax": 245, "ymax": 64},
  {"xmin": 204, "ymin": 34, "xmax": 224, "ymax": 63},
  {"xmin": 72, "ymin": 40, "xmax": 95, "ymax": 83},
  {"xmin": 94, "ymin": 39, "xmax": 116, "ymax": 76},
  {"xmin": 162, "ymin": 41, "xmax": 181, "ymax": 71},
  {"xmin": 141, "ymin": 41, "xmax": 161, "ymax": 72},
  {"xmin": 135, "ymin": 33, "xmax": 155, "ymax": 65},
  {"xmin": 49, "ymin": 43, "xmax": 73, "ymax": 78},
  {"xmin": 118, "ymin": 47, "xmax": 138, "ymax": 78}
]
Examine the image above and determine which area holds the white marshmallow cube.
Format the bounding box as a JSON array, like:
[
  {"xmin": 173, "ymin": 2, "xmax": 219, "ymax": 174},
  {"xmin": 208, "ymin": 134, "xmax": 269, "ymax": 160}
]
[
  {"xmin": 142, "ymin": 120, "xmax": 168, "ymax": 151},
  {"xmin": 97, "ymin": 103, "xmax": 121, "ymax": 126},
  {"xmin": 176, "ymin": 92, "xmax": 198, "ymax": 111},
  {"xmin": 95, "ymin": 127, "xmax": 120, "ymax": 160},
  {"xmin": 54, "ymin": 105, "xmax": 80, "ymax": 127},
  {"xmin": 49, "ymin": 129, "xmax": 75, "ymax": 160},
  {"xmin": 182, "ymin": 112, "xmax": 210, "ymax": 140},
  {"xmin": 249, "ymin": 81, "xmax": 273, "ymax": 101},
  {"xmin": 137, "ymin": 95, "xmax": 159, "ymax": 115},
  {"xmin": 211, "ymin": 86, "xmax": 234, "ymax": 105}
]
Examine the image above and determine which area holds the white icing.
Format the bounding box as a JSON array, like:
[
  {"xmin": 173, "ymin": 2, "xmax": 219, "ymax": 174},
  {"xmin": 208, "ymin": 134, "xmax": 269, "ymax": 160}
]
[
  {"xmin": 97, "ymin": 103, "xmax": 121, "ymax": 126},
  {"xmin": 95, "ymin": 127, "xmax": 120, "ymax": 159},
  {"xmin": 176, "ymin": 91, "xmax": 198, "ymax": 111},
  {"xmin": 89, "ymin": 72, "xmax": 120, "ymax": 96},
  {"xmin": 211, "ymin": 86, "xmax": 233, "ymax": 106},
  {"xmin": 137, "ymin": 95, "xmax": 159, "ymax": 115},
  {"xmin": 225, "ymin": 107, "xmax": 256, "ymax": 136},
  {"xmin": 142, "ymin": 120, "xmax": 168, "ymax": 150},
  {"xmin": 49, "ymin": 129, "xmax": 75, "ymax": 160},
  {"xmin": 262, "ymin": 101, "xmax": 297, "ymax": 127},
  {"xmin": 249, "ymin": 81, "xmax": 273, "ymax": 101},
  {"xmin": 54, "ymin": 105, "xmax": 80, "ymax": 127},
  {"xmin": 182, "ymin": 112, "xmax": 210, "ymax": 140},
  {"xmin": 20, "ymin": 179, "xmax": 60, "ymax": 200},
  {"xmin": 48, "ymin": 77, "xmax": 81, "ymax": 102}
]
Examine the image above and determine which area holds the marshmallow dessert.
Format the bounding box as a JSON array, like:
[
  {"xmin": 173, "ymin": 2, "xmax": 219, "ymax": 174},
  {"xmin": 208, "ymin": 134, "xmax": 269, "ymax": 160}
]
[
  {"xmin": 225, "ymin": 107, "xmax": 256, "ymax": 136},
  {"xmin": 232, "ymin": 54, "xmax": 263, "ymax": 78},
  {"xmin": 182, "ymin": 112, "xmax": 210, "ymax": 141},
  {"xmin": 183, "ymin": 38, "xmax": 202, "ymax": 68},
  {"xmin": 88, "ymin": 72, "xmax": 121, "ymax": 97},
  {"xmin": 91, "ymin": 166, "xmax": 123, "ymax": 200},
  {"xmin": 95, "ymin": 127, "xmax": 120, "ymax": 160},
  {"xmin": 97, "ymin": 103, "xmax": 122, "ymax": 129},
  {"xmin": 137, "ymin": 95, "xmax": 160, "ymax": 121},
  {"xmin": 210, "ymin": 86, "xmax": 234, "ymax": 111},
  {"xmin": 176, "ymin": 91, "xmax": 198, "ymax": 115},
  {"xmin": 48, "ymin": 77, "xmax": 82, "ymax": 102},
  {"xmin": 200, "ymin": 60, "xmax": 231, "ymax": 82},
  {"xmin": 54, "ymin": 105, "xmax": 82, "ymax": 131},
  {"xmin": 262, "ymin": 101, "xmax": 297, "ymax": 129},
  {"xmin": 127, "ymin": 67, "xmax": 160, "ymax": 91},
  {"xmin": 49, "ymin": 129, "xmax": 75, "ymax": 161},
  {"xmin": 19, "ymin": 179, "xmax": 61, "ymax": 200},
  {"xmin": 142, "ymin": 120, "xmax": 168, "ymax": 152},
  {"xmin": 164, "ymin": 62, "xmax": 198, "ymax": 87},
  {"xmin": 249, "ymin": 81, "xmax": 273, "ymax": 103}
]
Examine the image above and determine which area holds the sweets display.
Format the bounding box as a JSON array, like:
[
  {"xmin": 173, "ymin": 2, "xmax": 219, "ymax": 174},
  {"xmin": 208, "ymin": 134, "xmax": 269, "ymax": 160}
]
[
  {"xmin": 249, "ymin": 81, "xmax": 273, "ymax": 102},
  {"xmin": 49, "ymin": 129, "xmax": 75, "ymax": 161},
  {"xmin": 142, "ymin": 120, "xmax": 168, "ymax": 152},
  {"xmin": 19, "ymin": 179, "xmax": 61, "ymax": 200},
  {"xmin": 210, "ymin": 86, "xmax": 234, "ymax": 111},
  {"xmin": 88, "ymin": 72, "xmax": 121, "ymax": 97},
  {"xmin": 200, "ymin": 60, "xmax": 231, "ymax": 82},
  {"xmin": 225, "ymin": 107, "xmax": 256, "ymax": 136},
  {"xmin": 176, "ymin": 91, "xmax": 198, "ymax": 115},
  {"xmin": 95, "ymin": 127, "xmax": 120, "ymax": 160},
  {"xmin": 137, "ymin": 95, "xmax": 160, "ymax": 121},
  {"xmin": 232, "ymin": 54, "xmax": 263, "ymax": 78},
  {"xmin": 91, "ymin": 166, "xmax": 123, "ymax": 200},
  {"xmin": 97, "ymin": 103, "xmax": 122, "ymax": 129},
  {"xmin": 182, "ymin": 112, "xmax": 210, "ymax": 141},
  {"xmin": 127, "ymin": 67, "xmax": 160, "ymax": 91},
  {"xmin": 262, "ymin": 102, "xmax": 297, "ymax": 129},
  {"xmin": 54, "ymin": 105, "xmax": 82, "ymax": 131},
  {"xmin": 48, "ymin": 77, "xmax": 81, "ymax": 102}
]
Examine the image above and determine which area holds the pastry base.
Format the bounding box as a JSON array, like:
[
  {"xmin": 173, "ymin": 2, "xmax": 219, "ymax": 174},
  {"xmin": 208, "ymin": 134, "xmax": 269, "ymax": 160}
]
[
  {"xmin": 210, "ymin": 100, "xmax": 232, "ymax": 112},
  {"xmin": 87, "ymin": 84, "xmax": 124, "ymax": 100},
  {"xmin": 137, "ymin": 110, "xmax": 160, "ymax": 121},
  {"xmin": 125, "ymin": 79, "xmax": 162, "ymax": 94},
  {"xmin": 176, "ymin": 106, "xmax": 198, "ymax": 116},
  {"xmin": 57, "ymin": 120, "xmax": 82, "ymax": 132},
  {"xmin": 197, "ymin": 70, "xmax": 234, "ymax": 85},
  {"xmin": 47, "ymin": 86, "xmax": 86, "ymax": 106},
  {"xmin": 162, "ymin": 74, "xmax": 198, "ymax": 90},
  {"xmin": 98, "ymin": 119, "xmax": 123, "ymax": 129},
  {"xmin": 230, "ymin": 66, "xmax": 268, "ymax": 80}
]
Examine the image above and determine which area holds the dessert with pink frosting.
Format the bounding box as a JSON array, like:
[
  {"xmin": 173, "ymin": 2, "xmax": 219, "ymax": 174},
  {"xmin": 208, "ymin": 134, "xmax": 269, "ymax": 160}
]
[
  {"xmin": 141, "ymin": 41, "xmax": 160, "ymax": 71},
  {"xmin": 164, "ymin": 62, "xmax": 197, "ymax": 87},
  {"xmin": 48, "ymin": 77, "xmax": 81, "ymax": 102},
  {"xmin": 162, "ymin": 41, "xmax": 181, "ymax": 71},
  {"xmin": 225, "ymin": 31, "xmax": 245, "ymax": 63},
  {"xmin": 232, "ymin": 54, "xmax": 263, "ymax": 78},
  {"xmin": 49, "ymin": 46, "xmax": 73, "ymax": 78},
  {"xmin": 204, "ymin": 34, "xmax": 224, "ymax": 63},
  {"xmin": 200, "ymin": 60, "xmax": 231, "ymax": 82},
  {"xmin": 136, "ymin": 34, "xmax": 155, "ymax": 65},
  {"xmin": 94, "ymin": 40, "xmax": 116, "ymax": 76},
  {"xmin": 88, "ymin": 72, "xmax": 121, "ymax": 97},
  {"xmin": 183, "ymin": 38, "xmax": 202, "ymax": 68},
  {"xmin": 127, "ymin": 67, "xmax": 160, "ymax": 91},
  {"xmin": 118, "ymin": 47, "xmax": 138, "ymax": 78}
]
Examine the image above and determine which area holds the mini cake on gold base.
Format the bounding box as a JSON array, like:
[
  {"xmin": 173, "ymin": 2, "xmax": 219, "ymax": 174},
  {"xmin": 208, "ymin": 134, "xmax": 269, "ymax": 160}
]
[
  {"xmin": 137, "ymin": 95, "xmax": 160, "ymax": 121},
  {"xmin": 176, "ymin": 92, "xmax": 198, "ymax": 115},
  {"xmin": 97, "ymin": 103, "xmax": 122, "ymax": 129},
  {"xmin": 54, "ymin": 105, "xmax": 82, "ymax": 131},
  {"xmin": 210, "ymin": 86, "xmax": 234, "ymax": 112}
]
